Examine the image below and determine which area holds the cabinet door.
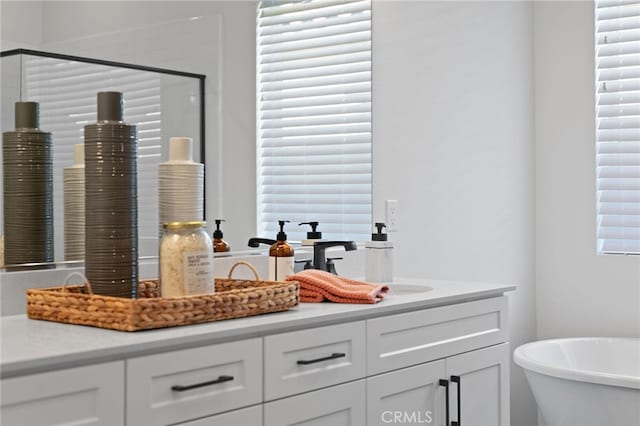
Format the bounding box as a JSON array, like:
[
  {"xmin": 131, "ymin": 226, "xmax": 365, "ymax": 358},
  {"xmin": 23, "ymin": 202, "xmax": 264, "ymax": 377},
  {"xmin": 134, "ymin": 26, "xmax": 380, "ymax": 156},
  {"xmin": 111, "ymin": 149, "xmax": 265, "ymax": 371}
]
[
  {"xmin": 264, "ymin": 380, "xmax": 366, "ymax": 426},
  {"xmin": 446, "ymin": 343, "xmax": 510, "ymax": 426},
  {"xmin": 177, "ymin": 405, "xmax": 262, "ymax": 426},
  {"xmin": 0, "ymin": 361, "xmax": 124, "ymax": 426},
  {"xmin": 367, "ymin": 359, "xmax": 447, "ymax": 426}
]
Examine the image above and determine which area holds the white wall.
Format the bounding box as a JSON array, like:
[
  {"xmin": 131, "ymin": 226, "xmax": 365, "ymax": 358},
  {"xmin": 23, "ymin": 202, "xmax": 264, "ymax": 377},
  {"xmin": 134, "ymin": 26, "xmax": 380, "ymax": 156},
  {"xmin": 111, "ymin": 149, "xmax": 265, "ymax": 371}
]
[
  {"xmin": 0, "ymin": 1, "xmax": 42, "ymax": 50},
  {"xmin": 372, "ymin": 2, "xmax": 537, "ymax": 425},
  {"xmin": 0, "ymin": 1, "xmax": 44, "ymax": 235},
  {"xmin": 535, "ymin": 2, "xmax": 640, "ymax": 339}
]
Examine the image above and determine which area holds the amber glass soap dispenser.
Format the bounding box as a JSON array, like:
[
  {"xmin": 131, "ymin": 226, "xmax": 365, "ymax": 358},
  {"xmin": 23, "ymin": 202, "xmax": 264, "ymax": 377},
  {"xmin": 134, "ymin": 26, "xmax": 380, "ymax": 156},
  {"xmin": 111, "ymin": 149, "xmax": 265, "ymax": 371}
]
[
  {"xmin": 213, "ymin": 219, "xmax": 230, "ymax": 253},
  {"xmin": 269, "ymin": 220, "xmax": 294, "ymax": 281}
]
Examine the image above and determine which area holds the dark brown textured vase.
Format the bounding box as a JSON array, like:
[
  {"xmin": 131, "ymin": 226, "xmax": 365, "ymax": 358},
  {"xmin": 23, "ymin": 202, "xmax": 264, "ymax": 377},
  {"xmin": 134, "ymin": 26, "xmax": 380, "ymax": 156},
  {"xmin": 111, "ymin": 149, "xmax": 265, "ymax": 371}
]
[
  {"xmin": 84, "ymin": 92, "xmax": 138, "ymax": 298},
  {"xmin": 2, "ymin": 101, "xmax": 54, "ymax": 266}
]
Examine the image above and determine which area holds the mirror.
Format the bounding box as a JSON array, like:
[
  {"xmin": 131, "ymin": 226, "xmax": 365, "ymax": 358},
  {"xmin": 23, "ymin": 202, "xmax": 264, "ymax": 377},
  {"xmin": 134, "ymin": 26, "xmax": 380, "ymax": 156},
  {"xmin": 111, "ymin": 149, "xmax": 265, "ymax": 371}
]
[
  {"xmin": 1, "ymin": 1, "xmax": 253, "ymax": 270},
  {"xmin": 1, "ymin": 49, "xmax": 204, "ymax": 268},
  {"xmin": 0, "ymin": 0, "xmax": 371, "ymax": 271}
]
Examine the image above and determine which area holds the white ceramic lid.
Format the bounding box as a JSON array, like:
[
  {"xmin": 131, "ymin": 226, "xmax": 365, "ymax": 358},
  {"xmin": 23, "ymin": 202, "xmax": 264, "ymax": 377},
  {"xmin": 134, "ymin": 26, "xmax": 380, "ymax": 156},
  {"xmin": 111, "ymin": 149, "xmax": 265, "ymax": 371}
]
[{"xmin": 169, "ymin": 137, "xmax": 193, "ymax": 163}]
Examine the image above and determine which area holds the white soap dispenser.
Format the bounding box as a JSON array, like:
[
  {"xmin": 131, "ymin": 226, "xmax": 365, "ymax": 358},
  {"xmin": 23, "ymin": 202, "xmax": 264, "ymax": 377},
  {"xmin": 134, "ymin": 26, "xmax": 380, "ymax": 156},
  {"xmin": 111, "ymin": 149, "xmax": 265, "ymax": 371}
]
[{"xmin": 365, "ymin": 222, "xmax": 393, "ymax": 284}]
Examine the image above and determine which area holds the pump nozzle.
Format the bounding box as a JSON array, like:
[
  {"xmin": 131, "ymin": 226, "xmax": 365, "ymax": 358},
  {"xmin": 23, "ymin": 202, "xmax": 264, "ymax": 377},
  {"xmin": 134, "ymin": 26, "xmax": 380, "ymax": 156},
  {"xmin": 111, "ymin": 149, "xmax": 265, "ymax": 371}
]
[
  {"xmin": 277, "ymin": 220, "xmax": 290, "ymax": 241},
  {"xmin": 299, "ymin": 221, "xmax": 322, "ymax": 239},
  {"xmin": 214, "ymin": 219, "xmax": 225, "ymax": 239},
  {"xmin": 299, "ymin": 221, "xmax": 319, "ymax": 231},
  {"xmin": 372, "ymin": 222, "xmax": 388, "ymax": 241}
]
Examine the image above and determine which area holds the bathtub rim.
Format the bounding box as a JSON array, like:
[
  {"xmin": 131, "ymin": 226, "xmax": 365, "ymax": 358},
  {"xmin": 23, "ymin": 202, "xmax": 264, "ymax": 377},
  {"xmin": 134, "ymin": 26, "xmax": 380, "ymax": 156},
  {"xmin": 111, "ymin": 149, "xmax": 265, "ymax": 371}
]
[{"xmin": 513, "ymin": 337, "xmax": 640, "ymax": 390}]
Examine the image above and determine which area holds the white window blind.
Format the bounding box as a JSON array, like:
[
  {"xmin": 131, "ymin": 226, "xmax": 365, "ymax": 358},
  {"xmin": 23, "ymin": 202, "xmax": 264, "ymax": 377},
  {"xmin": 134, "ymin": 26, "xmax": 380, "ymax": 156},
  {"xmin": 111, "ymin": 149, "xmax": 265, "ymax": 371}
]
[
  {"xmin": 256, "ymin": 0, "xmax": 372, "ymax": 242},
  {"xmin": 23, "ymin": 57, "xmax": 162, "ymax": 258},
  {"xmin": 595, "ymin": 0, "xmax": 640, "ymax": 254}
]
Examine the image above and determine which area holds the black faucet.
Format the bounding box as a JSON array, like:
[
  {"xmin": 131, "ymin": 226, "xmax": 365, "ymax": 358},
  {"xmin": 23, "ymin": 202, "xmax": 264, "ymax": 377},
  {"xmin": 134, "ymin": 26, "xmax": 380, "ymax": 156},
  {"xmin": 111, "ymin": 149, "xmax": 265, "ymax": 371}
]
[
  {"xmin": 248, "ymin": 238, "xmax": 276, "ymax": 248},
  {"xmin": 312, "ymin": 241, "xmax": 357, "ymax": 274}
]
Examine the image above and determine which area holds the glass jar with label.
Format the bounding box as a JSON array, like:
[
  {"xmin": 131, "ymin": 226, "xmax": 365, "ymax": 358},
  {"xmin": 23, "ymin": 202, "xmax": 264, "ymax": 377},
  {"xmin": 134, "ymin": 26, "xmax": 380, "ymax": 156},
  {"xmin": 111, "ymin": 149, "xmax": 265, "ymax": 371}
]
[{"xmin": 160, "ymin": 221, "xmax": 215, "ymax": 297}]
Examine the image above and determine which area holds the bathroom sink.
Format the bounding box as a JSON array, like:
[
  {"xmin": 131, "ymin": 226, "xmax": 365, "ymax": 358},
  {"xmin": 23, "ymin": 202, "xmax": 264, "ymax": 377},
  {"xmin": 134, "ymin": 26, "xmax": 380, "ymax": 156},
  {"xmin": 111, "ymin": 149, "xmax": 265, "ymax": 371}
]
[{"xmin": 388, "ymin": 284, "xmax": 433, "ymax": 295}]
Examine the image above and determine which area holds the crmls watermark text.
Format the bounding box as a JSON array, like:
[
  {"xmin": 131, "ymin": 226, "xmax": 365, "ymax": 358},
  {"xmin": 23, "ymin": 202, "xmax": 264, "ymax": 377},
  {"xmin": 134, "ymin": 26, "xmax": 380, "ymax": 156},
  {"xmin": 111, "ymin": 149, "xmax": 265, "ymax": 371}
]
[{"xmin": 381, "ymin": 411, "xmax": 433, "ymax": 424}]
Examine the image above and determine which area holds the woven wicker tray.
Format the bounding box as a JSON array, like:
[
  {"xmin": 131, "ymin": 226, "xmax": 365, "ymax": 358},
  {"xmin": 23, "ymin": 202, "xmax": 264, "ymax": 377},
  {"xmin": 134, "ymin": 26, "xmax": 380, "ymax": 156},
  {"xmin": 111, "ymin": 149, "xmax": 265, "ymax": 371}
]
[{"xmin": 26, "ymin": 261, "xmax": 299, "ymax": 332}]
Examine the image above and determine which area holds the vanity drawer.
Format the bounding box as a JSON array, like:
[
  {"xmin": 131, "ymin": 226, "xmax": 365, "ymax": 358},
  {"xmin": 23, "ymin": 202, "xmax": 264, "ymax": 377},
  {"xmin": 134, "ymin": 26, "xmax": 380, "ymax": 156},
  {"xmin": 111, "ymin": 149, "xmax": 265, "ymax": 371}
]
[
  {"xmin": 264, "ymin": 321, "xmax": 366, "ymax": 400},
  {"xmin": 264, "ymin": 379, "xmax": 366, "ymax": 426},
  {"xmin": 367, "ymin": 296, "xmax": 508, "ymax": 375},
  {"xmin": 126, "ymin": 338, "xmax": 262, "ymax": 426},
  {"xmin": 1, "ymin": 361, "xmax": 124, "ymax": 426}
]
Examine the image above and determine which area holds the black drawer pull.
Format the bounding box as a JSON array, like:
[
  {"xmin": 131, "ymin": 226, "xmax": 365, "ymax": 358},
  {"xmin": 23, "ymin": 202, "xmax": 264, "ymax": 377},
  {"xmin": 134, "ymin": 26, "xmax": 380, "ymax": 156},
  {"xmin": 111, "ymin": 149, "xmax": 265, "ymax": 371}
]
[
  {"xmin": 171, "ymin": 375, "xmax": 234, "ymax": 392},
  {"xmin": 439, "ymin": 379, "xmax": 449, "ymax": 426},
  {"xmin": 297, "ymin": 352, "xmax": 346, "ymax": 365},
  {"xmin": 451, "ymin": 375, "xmax": 461, "ymax": 426}
]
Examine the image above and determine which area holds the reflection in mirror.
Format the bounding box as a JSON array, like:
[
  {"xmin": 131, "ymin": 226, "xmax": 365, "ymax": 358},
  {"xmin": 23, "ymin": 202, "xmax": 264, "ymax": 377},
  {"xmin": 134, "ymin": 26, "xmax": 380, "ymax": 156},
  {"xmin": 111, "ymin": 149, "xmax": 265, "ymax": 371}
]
[{"xmin": 0, "ymin": 49, "xmax": 204, "ymax": 269}]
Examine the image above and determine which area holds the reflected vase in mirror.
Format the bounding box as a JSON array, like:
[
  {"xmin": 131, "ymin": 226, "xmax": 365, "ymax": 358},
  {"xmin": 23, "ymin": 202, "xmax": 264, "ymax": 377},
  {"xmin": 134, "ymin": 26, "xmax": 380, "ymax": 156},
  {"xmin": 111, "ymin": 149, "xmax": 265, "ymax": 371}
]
[
  {"xmin": 2, "ymin": 101, "xmax": 54, "ymax": 266},
  {"xmin": 63, "ymin": 144, "xmax": 85, "ymax": 261},
  {"xmin": 84, "ymin": 92, "xmax": 138, "ymax": 298}
]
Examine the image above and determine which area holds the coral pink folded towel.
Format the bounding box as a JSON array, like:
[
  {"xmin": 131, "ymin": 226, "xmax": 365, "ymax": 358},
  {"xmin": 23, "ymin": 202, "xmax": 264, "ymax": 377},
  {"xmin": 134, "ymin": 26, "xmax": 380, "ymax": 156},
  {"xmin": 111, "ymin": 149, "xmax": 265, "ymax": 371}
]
[{"xmin": 286, "ymin": 270, "xmax": 389, "ymax": 304}]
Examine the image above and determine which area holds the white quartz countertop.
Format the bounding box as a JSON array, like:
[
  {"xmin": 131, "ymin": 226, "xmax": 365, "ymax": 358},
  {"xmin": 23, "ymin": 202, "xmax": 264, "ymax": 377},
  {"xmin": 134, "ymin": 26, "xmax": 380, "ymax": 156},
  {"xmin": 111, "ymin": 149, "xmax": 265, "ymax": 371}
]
[{"xmin": 0, "ymin": 278, "xmax": 515, "ymax": 378}]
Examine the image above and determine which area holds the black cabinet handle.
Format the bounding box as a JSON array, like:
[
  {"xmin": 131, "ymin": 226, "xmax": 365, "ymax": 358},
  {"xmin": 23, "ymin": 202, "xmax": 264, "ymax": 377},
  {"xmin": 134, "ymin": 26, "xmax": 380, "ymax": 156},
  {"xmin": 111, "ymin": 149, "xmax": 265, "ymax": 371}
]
[
  {"xmin": 439, "ymin": 379, "xmax": 449, "ymax": 426},
  {"xmin": 171, "ymin": 375, "xmax": 234, "ymax": 392},
  {"xmin": 451, "ymin": 375, "xmax": 461, "ymax": 426},
  {"xmin": 297, "ymin": 352, "xmax": 346, "ymax": 365}
]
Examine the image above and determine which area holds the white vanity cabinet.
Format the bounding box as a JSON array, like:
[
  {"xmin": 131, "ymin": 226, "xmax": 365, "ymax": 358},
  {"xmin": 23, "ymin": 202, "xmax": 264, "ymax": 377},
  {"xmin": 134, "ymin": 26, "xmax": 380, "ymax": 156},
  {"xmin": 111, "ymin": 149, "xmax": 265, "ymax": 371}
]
[
  {"xmin": 366, "ymin": 343, "xmax": 510, "ymax": 426},
  {"xmin": 0, "ymin": 361, "xmax": 124, "ymax": 426},
  {"xmin": 268, "ymin": 296, "xmax": 509, "ymax": 426},
  {"xmin": 365, "ymin": 297, "xmax": 509, "ymax": 426},
  {"xmin": 1, "ymin": 280, "xmax": 513, "ymax": 426}
]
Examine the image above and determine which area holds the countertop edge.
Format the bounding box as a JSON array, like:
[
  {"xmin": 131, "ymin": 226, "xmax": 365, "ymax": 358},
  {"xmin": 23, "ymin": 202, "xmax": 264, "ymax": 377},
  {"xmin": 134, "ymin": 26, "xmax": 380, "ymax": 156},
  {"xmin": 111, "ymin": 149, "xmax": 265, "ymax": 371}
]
[{"xmin": 1, "ymin": 281, "xmax": 515, "ymax": 378}]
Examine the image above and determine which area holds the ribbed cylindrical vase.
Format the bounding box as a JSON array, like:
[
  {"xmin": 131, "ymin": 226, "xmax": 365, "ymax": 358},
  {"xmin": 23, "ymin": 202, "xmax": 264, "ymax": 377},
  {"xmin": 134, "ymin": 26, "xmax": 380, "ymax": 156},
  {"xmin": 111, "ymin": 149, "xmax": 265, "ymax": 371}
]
[
  {"xmin": 158, "ymin": 137, "xmax": 204, "ymax": 236},
  {"xmin": 2, "ymin": 101, "xmax": 54, "ymax": 266},
  {"xmin": 63, "ymin": 144, "xmax": 85, "ymax": 261},
  {"xmin": 84, "ymin": 92, "xmax": 138, "ymax": 298}
]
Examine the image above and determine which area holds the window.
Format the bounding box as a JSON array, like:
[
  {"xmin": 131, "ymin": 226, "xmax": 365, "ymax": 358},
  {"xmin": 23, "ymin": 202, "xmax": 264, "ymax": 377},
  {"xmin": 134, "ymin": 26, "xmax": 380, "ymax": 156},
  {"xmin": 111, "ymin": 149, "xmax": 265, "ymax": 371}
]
[
  {"xmin": 256, "ymin": 0, "xmax": 372, "ymax": 242},
  {"xmin": 595, "ymin": 0, "xmax": 640, "ymax": 254}
]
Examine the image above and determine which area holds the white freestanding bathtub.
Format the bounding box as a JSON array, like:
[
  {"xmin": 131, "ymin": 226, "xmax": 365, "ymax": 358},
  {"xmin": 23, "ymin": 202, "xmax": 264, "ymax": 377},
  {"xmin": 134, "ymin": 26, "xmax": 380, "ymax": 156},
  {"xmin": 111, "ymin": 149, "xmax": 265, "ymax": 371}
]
[{"xmin": 514, "ymin": 338, "xmax": 640, "ymax": 426}]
